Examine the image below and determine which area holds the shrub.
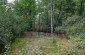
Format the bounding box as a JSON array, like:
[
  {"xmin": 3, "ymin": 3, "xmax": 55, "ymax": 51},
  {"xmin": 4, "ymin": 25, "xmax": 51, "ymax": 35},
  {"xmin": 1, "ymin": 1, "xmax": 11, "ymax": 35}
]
[{"xmin": 0, "ymin": 10, "xmax": 26, "ymax": 54}]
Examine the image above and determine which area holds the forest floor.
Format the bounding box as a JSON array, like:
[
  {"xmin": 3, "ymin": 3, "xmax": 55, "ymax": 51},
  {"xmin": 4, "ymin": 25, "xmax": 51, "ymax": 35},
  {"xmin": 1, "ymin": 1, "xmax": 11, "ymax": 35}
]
[{"xmin": 8, "ymin": 35, "xmax": 85, "ymax": 55}]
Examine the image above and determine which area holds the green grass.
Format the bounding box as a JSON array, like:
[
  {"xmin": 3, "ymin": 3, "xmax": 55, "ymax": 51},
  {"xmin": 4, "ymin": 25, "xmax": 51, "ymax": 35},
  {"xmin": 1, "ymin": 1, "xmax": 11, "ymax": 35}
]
[
  {"xmin": 9, "ymin": 37, "xmax": 85, "ymax": 55},
  {"xmin": 9, "ymin": 38, "xmax": 31, "ymax": 51}
]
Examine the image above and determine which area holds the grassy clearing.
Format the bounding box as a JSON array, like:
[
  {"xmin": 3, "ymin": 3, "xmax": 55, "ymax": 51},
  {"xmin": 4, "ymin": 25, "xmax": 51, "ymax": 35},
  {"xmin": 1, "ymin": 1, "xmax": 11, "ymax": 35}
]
[{"xmin": 9, "ymin": 37, "xmax": 85, "ymax": 55}]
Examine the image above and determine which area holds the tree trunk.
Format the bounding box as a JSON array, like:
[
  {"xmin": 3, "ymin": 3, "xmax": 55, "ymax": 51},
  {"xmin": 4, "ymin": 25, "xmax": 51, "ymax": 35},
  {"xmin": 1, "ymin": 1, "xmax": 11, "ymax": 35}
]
[{"xmin": 51, "ymin": 0, "xmax": 54, "ymax": 35}]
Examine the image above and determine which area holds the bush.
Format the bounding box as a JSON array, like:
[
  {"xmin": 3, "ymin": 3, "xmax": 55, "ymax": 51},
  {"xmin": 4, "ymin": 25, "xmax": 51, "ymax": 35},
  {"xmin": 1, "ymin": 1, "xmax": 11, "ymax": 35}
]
[
  {"xmin": 55, "ymin": 15, "xmax": 85, "ymax": 36},
  {"xmin": 0, "ymin": 10, "xmax": 26, "ymax": 54},
  {"xmin": 55, "ymin": 26, "xmax": 66, "ymax": 33}
]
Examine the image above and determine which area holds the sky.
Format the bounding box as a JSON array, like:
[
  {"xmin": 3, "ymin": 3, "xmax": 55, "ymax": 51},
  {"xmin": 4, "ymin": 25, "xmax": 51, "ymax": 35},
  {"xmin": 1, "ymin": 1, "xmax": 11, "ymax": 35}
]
[{"xmin": 7, "ymin": 0, "xmax": 15, "ymax": 3}]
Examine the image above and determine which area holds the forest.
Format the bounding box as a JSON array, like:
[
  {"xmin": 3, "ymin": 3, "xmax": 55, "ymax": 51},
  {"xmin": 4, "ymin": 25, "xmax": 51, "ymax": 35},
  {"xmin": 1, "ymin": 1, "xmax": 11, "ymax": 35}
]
[{"xmin": 0, "ymin": 0, "xmax": 85, "ymax": 55}]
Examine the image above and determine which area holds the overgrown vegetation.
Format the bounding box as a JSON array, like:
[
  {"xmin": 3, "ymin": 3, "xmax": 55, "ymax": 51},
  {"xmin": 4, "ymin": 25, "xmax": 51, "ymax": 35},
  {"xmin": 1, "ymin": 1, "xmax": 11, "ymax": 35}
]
[
  {"xmin": 8, "ymin": 37, "xmax": 85, "ymax": 55},
  {"xmin": 0, "ymin": 0, "xmax": 85, "ymax": 55}
]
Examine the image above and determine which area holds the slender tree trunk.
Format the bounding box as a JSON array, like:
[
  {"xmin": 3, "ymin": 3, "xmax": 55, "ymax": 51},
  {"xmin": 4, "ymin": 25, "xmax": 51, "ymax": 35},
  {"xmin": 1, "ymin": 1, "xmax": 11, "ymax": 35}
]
[
  {"xmin": 37, "ymin": 0, "xmax": 41, "ymax": 37},
  {"xmin": 51, "ymin": 0, "xmax": 54, "ymax": 35},
  {"xmin": 38, "ymin": 0, "xmax": 40, "ymax": 32}
]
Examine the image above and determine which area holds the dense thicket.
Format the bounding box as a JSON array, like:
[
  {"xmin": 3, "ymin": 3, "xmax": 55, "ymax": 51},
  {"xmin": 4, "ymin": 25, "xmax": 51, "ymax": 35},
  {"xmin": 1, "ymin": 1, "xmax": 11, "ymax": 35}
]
[
  {"xmin": 0, "ymin": 0, "xmax": 29, "ymax": 53},
  {"xmin": 14, "ymin": 0, "xmax": 37, "ymax": 31},
  {"xmin": 34, "ymin": 0, "xmax": 85, "ymax": 36},
  {"xmin": 0, "ymin": 0, "xmax": 85, "ymax": 54}
]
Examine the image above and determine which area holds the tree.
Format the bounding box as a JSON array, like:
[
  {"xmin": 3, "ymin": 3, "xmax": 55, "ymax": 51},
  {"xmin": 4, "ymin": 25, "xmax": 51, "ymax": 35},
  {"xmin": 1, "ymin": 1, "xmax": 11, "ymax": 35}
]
[
  {"xmin": 51, "ymin": 0, "xmax": 54, "ymax": 34},
  {"xmin": 35, "ymin": 0, "xmax": 51, "ymax": 32},
  {"xmin": 0, "ymin": 0, "xmax": 26, "ymax": 54},
  {"xmin": 14, "ymin": 0, "xmax": 36, "ymax": 31}
]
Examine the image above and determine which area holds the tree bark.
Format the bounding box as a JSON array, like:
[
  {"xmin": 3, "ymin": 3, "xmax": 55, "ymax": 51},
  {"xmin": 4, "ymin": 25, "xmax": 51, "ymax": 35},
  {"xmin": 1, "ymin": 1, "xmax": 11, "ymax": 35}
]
[{"xmin": 51, "ymin": 0, "xmax": 54, "ymax": 35}]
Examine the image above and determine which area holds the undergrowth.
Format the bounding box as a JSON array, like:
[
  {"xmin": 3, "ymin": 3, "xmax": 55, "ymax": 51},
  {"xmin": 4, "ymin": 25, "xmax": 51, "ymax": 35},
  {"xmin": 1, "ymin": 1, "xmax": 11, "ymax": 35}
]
[{"xmin": 8, "ymin": 36, "xmax": 85, "ymax": 55}]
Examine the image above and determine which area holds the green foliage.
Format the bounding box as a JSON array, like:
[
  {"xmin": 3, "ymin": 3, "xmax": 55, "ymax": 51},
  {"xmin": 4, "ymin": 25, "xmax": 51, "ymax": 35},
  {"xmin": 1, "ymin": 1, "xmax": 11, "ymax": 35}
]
[
  {"xmin": 55, "ymin": 26, "xmax": 65, "ymax": 32},
  {"xmin": 0, "ymin": 10, "xmax": 22, "ymax": 38},
  {"xmin": 0, "ymin": 4, "xmax": 27, "ymax": 54},
  {"xmin": 14, "ymin": 0, "xmax": 36, "ymax": 31},
  {"xmin": 0, "ymin": 0, "xmax": 7, "ymax": 5},
  {"xmin": 67, "ymin": 17, "xmax": 85, "ymax": 35},
  {"xmin": 35, "ymin": 0, "xmax": 85, "ymax": 33},
  {"xmin": 54, "ymin": 15, "xmax": 85, "ymax": 36}
]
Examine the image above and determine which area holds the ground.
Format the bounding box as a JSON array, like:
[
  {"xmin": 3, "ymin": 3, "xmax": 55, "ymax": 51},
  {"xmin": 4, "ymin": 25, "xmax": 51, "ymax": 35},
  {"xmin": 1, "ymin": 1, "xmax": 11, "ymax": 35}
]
[{"xmin": 8, "ymin": 36, "xmax": 85, "ymax": 55}]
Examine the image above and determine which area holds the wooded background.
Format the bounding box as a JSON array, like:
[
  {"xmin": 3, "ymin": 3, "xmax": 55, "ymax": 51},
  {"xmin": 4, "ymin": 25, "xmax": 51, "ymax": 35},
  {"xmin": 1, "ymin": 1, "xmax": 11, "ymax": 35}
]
[{"xmin": 0, "ymin": 0, "xmax": 85, "ymax": 54}]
